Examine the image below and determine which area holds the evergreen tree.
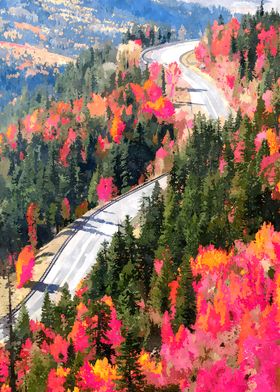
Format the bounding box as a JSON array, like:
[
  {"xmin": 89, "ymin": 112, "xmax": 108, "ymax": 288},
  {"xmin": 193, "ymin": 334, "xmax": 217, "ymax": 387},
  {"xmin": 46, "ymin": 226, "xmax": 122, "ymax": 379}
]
[
  {"xmin": 25, "ymin": 351, "xmax": 54, "ymax": 392},
  {"xmin": 72, "ymin": 135, "xmax": 88, "ymax": 203},
  {"xmin": 116, "ymin": 328, "xmax": 146, "ymax": 391},
  {"xmin": 247, "ymin": 28, "xmax": 258, "ymax": 80},
  {"xmin": 239, "ymin": 50, "xmax": 246, "ymax": 80},
  {"xmin": 230, "ymin": 34, "xmax": 238, "ymax": 56},
  {"xmin": 110, "ymin": 144, "xmax": 123, "ymax": 190},
  {"xmin": 158, "ymin": 28, "xmax": 162, "ymax": 44},
  {"xmin": 123, "ymin": 216, "xmax": 137, "ymax": 262},
  {"xmin": 127, "ymin": 122, "xmax": 153, "ymax": 186},
  {"xmin": 162, "ymin": 67, "xmax": 166, "ymax": 96},
  {"xmin": 120, "ymin": 143, "xmax": 130, "ymax": 191},
  {"xmin": 150, "ymin": 27, "xmax": 155, "ymax": 46},
  {"xmin": 88, "ymin": 241, "xmax": 109, "ymax": 300},
  {"xmin": 160, "ymin": 186, "xmax": 185, "ymax": 264},
  {"xmin": 91, "ymin": 301, "xmax": 114, "ymax": 360},
  {"xmin": 106, "ymin": 226, "xmax": 127, "ymax": 298},
  {"xmin": 88, "ymin": 166, "xmax": 100, "ymax": 207},
  {"xmin": 117, "ymin": 266, "xmax": 142, "ymax": 318},
  {"xmin": 14, "ymin": 304, "xmax": 30, "ymax": 350},
  {"xmin": 53, "ymin": 285, "xmax": 76, "ymax": 336},
  {"xmin": 140, "ymin": 182, "xmax": 164, "ymax": 253},
  {"xmin": 149, "ymin": 248, "xmax": 174, "ymax": 315},
  {"xmin": 16, "ymin": 120, "xmax": 27, "ymax": 166},
  {"xmin": 259, "ymin": 0, "xmax": 264, "ymax": 17},
  {"xmin": 140, "ymin": 182, "xmax": 165, "ymax": 289},
  {"xmin": 218, "ymin": 14, "xmax": 225, "ymax": 25},
  {"xmin": 173, "ymin": 261, "xmax": 196, "ymax": 332},
  {"xmin": 41, "ymin": 291, "xmax": 55, "ymax": 329}
]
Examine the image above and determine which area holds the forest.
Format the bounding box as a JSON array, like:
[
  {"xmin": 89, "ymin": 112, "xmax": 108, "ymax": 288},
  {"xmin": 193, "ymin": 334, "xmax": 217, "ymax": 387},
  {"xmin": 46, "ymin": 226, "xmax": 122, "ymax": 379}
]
[{"xmin": 0, "ymin": 4, "xmax": 279, "ymax": 392}]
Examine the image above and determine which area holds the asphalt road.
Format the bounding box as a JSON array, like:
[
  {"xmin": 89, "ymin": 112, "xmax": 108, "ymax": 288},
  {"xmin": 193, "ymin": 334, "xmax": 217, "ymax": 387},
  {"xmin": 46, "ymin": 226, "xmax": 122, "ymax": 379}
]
[
  {"xmin": 142, "ymin": 40, "xmax": 231, "ymax": 119},
  {"xmin": 0, "ymin": 176, "xmax": 168, "ymax": 340},
  {"xmin": 0, "ymin": 40, "xmax": 230, "ymax": 339}
]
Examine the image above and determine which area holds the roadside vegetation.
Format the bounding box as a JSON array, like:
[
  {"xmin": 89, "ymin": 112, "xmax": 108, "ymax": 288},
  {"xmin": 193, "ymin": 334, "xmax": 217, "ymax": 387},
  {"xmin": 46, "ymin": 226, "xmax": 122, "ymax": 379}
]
[{"xmin": 0, "ymin": 6, "xmax": 279, "ymax": 391}]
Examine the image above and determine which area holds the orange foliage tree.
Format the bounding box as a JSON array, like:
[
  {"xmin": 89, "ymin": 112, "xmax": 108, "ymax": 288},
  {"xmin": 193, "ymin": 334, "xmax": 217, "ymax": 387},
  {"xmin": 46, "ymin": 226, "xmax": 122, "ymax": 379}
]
[{"xmin": 16, "ymin": 245, "xmax": 35, "ymax": 288}]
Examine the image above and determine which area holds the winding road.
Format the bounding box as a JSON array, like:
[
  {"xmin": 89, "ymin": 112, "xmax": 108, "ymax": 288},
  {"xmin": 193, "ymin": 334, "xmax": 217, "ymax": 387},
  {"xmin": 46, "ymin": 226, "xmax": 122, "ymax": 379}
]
[
  {"xmin": 142, "ymin": 40, "xmax": 230, "ymax": 119},
  {"xmin": 0, "ymin": 40, "xmax": 230, "ymax": 340}
]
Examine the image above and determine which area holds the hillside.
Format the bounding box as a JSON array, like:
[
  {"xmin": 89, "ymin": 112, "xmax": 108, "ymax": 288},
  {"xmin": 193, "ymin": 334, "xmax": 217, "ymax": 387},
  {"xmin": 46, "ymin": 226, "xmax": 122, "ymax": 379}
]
[
  {"xmin": 0, "ymin": 4, "xmax": 279, "ymax": 392},
  {"xmin": 0, "ymin": 0, "xmax": 232, "ymax": 56},
  {"xmin": 0, "ymin": 0, "xmax": 233, "ymax": 125}
]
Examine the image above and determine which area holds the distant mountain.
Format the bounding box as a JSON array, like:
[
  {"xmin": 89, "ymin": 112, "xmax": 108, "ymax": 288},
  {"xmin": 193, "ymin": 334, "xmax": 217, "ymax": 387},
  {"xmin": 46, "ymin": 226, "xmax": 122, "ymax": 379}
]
[
  {"xmin": 0, "ymin": 0, "xmax": 234, "ymax": 118},
  {"xmin": 0, "ymin": 0, "xmax": 233, "ymax": 57}
]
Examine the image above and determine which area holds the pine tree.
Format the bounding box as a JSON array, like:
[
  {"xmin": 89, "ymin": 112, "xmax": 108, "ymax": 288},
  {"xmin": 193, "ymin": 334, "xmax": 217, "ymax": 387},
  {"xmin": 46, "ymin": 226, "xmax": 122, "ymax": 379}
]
[
  {"xmin": 161, "ymin": 67, "xmax": 166, "ymax": 96},
  {"xmin": 247, "ymin": 30, "xmax": 258, "ymax": 81},
  {"xmin": 41, "ymin": 291, "xmax": 55, "ymax": 329},
  {"xmin": 53, "ymin": 285, "xmax": 76, "ymax": 336},
  {"xmin": 173, "ymin": 261, "xmax": 196, "ymax": 331},
  {"xmin": 88, "ymin": 166, "xmax": 100, "ymax": 207},
  {"xmin": 239, "ymin": 50, "xmax": 246, "ymax": 80},
  {"xmin": 160, "ymin": 186, "xmax": 185, "ymax": 264},
  {"xmin": 180, "ymin": 175, "xmax": 202, "ymax": 260},
  {"xmin": 259, "ymin": 0, "xmax": 264, "ymax": 17},
  {"xmin": 25, "ymin": 351, "xmax": 53, "ymax": 392},
  {"xmin": 140, "ymin": 182, "xmax": 165, "ymax": 288},
  {"xmin": 123, "ymin": 216, "xmax": 137, "ymax": 262},
  {"xmin": 218, "ymin": 14, "xmax": 225, "ymax": 25},
  {"xmin": 158, "ymin": 28, "xmax": 162, "ymax": 44},
  {"xmin": 127, "ymin": 123, "xmax": 153, "ymax": 185},
  {"xmin": 149, "ymin": 248, "xmax": 174, "ymax": 315},
  {"xmin": 116, "ymin": 328, "xmax": 146, "ymax": 391},
  {"xmin": 107, "ymin": 226, "xmax": 127, "ymax": 298},
  {"xmin": 14, "ymin": 304, "xmax": 30, "ymax": 345},
  {"xmin": 73, "ymin": 135, "xmax": 88, "ymax": 203},
  {"xmin": 230, "ymin": 34, "xmax": 238, "ymax": 57},
  {"xmin": 117, "ymin": 277, "xmax": 141, "ymax": 318},
  {"xmin": 140, "ymin": 181, "xmax": 164, "ymax": 253},
  {"xmin": 110, "ymin": 144, "xmax": 123, "ymax": 190},
  {"xmin": 88, "ymin": 241, "xmax": 109, "ymax": 300},
  {"xmin": 120, "ymin": 143, "xmax": 130, "ymax": 191},
  {"xmin": 86, "ymin": 301, "xmax": 114, "ymax": 361},
  {"xmin": 16, "ymin": 120, "xmax": 27, "ymax": 166},
  {"xmin": 6, "ymin": 260, "xmax": 16, "ymax": 392},
  {"xmin": 150, "ymin": 27, "xmax": 155, "ymax": 46}
]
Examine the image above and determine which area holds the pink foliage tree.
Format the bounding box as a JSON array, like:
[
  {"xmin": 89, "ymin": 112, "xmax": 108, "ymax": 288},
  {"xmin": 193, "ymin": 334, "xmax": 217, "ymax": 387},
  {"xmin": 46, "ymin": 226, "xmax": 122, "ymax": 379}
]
[
  {"xmin": 96, "ymin": 177, "xmax": 117, "ymax": 202},
  {"xmin": 165, "ymin": 62, "xmax": 182, "ymax": 100}
]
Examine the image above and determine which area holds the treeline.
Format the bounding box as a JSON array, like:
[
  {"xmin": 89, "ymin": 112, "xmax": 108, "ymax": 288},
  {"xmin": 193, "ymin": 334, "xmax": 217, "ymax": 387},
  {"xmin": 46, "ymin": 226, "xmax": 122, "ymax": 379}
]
[
  {"xmin": 123, "ymin": 24, "xmax": 175, "ymax": 49},
  {"xmin": 0, "ymin": 62, "xmax": 58, "ymax": 130},
  {"xmin": 55, "ymin": 44, "xmax": 117, "ymax": 103},
  {"xmin": 206, "ymin": 5, "xmax": 280, "ymax": 86},
  {"xmin": 0, "ymin": 23, "xmax": 171, "ymax": 130},
  {"xmin": 0, "ymin": 93, "xmax": 172, "ymax": 255},
  {"xmin": 236, "ymin": 7, "xmax": 280, "ymax": 83},
  {"xmin": 0, "ymin": 44, "xmax": 117, "ymax": 131}
]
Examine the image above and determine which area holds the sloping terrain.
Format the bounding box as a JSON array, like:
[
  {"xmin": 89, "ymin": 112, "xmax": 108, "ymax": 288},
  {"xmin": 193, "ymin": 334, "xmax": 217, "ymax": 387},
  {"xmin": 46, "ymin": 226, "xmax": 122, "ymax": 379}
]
[{"xmin": 0, "ymin": 0, "xmax": 232, "ymax": 56}]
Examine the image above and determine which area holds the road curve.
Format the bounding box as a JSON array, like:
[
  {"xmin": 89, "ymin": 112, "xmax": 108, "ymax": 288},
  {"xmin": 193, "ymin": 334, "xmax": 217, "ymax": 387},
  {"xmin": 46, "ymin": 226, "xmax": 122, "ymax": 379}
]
[
  {"xmin": 142, "ymin": 40, "xmax": 231, "ymax": 119},
  {"xmin": 0, "ymin": 41, "xmax": 231, "ymax": 340}
]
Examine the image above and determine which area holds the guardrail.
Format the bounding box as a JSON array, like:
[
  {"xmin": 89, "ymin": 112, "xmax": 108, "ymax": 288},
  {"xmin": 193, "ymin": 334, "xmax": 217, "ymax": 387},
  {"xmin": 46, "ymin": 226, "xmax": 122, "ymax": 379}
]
[
  {"xmin": 10, "ymin": 172, "xmax": 169, "ymax": 318},
  {"xmin": 141, "ymin": 39, "xmax": 200, "ymax": 66}
]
